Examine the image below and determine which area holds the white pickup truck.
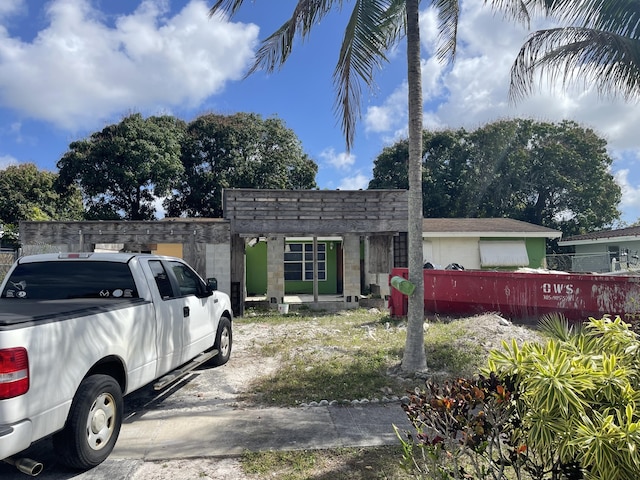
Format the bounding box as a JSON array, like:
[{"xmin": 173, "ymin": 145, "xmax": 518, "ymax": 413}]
[{"xmin": 0, "ymin": 252, "xmax": 233, "ymax": 475}]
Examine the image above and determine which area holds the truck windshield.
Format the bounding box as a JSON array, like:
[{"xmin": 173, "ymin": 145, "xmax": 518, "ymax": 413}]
[{"xmin": 1, "ymin": 261, "xmax": 139, "ymax": 300}]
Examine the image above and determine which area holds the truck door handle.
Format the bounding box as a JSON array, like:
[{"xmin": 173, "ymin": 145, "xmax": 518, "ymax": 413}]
[{"xmin": 183, "ymin": 306, "xmax": 190, "ymax": 317}]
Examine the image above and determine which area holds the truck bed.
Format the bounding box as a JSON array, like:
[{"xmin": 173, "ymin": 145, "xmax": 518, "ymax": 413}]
[{"xmin": 0, "ymin": 298, "xmax": 149, "ymax": 327}]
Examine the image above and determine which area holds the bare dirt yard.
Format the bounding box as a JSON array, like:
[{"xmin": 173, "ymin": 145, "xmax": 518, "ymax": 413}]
[{"xmin": 129, "ymin": 311, "xmax": 545, "ymax": 480}]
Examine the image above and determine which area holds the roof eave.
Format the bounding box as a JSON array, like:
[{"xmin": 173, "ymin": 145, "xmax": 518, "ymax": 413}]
[
  {"xmin": 422, "ymin": 232, "xmax": 562, "ymax": 239},
  {"xmin": 559, "ymin": 235, "xmax": 640, "ymax": 246}
]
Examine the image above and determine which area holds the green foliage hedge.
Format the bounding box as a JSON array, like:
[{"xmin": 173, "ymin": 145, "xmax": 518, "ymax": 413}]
[{"xmin": 398, "ymin": 316, "xmax": 640, "ymax": 479}]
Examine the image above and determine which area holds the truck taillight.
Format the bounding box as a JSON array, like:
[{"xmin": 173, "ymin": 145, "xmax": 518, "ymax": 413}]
[{"xmin": 0, "ymin": 348, "xmax": 29, "ymax": 399}]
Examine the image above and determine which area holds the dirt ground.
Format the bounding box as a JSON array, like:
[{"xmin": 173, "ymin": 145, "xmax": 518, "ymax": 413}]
[{"xmin": 129, "ymin": 312, "xmax": 544, "ymax": 480}]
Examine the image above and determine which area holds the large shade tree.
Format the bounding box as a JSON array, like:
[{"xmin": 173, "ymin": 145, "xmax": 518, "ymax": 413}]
[
  {"xmin": 370, "ymin": 119, "xmax": 621, "ymax": 239},
  {"xmin": 57, "ymin": 113, "xmax": 185, "ymax": 220},
  {"xmin": 165, "ymin": 113, "xmax": 317, "ymax": 218},
  {"xmin": 209, "ymin": 0, "xmax": 639, "ymax": 373}
]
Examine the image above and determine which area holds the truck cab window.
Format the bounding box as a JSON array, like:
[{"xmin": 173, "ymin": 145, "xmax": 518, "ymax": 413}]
[
  {"xmin": 149, "ymin": 261, "xmax": 174, "ymax": 299},
  {"xmin": 1, "ymin": 261, "xmax": 138, "ymax": 300},
  {"xmin": 169, "ymin": 261, "xmax": 202, "ymax": 297}
]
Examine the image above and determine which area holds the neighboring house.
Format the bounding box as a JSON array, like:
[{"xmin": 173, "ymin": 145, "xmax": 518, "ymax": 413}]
[
  {"xmin": 420, "ymin": 218, "xmax": 562, "ymax": 270},
  {"xmin": 558, "ymin": 226, "xmax": 640, "ymax": 273}
]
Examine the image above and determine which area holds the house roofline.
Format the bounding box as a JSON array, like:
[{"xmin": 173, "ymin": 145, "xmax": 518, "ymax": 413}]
[
  {"xmin": 559, "ymin": 235, "xmax": 640, "ymax": 246},
  {"xmin": 423, "ymin": 232, "xmax": 561, "ymax": 239}
]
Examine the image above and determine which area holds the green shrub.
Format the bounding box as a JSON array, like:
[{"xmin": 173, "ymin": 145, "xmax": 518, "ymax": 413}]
[
  {"xmin": 397, "ymin": 315, "xmax": 640, "ymax": 479},
  {"xmin": 487, "ymin": 315, "xmax": 640, "ymax": 479}
]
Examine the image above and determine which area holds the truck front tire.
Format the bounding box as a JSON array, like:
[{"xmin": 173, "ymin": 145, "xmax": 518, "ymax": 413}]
[
  {"xmin": 211, "ymin": 317, "xmax": 232, "ymax": 366},
  {"xmin": 53, "ymin": 374, "xmax": 123, "ymax": 470}
]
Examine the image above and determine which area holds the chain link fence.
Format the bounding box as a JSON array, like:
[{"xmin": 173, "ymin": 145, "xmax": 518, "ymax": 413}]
[{"xmin": 546, "ymin": 253, "xmax": 617, "ymax": 273}]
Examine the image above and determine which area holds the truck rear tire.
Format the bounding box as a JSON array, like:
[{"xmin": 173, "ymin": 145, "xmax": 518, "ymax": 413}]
[
  {"xmin": 53, "ymin": 374, "xmax": 123, "ymax": 470},
  {"xmin": 211, "ymin": 317, "xmax": 232, "ymax": 366}
]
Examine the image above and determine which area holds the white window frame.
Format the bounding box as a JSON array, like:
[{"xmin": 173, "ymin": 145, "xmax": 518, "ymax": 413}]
[{"xmin": 284, "ymin": 242, "xmax": 326, "ymax": 281}]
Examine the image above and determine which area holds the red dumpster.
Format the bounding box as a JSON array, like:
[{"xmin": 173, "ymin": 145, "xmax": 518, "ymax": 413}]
[{"xmin": 388, "ymin": 267, "xmax": 640, "ymax": 323}]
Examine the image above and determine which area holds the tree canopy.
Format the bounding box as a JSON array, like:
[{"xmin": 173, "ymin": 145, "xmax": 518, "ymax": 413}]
[
  {"xmin": 0, "ymin": 162, "xmax": 83, "ymax": 226},
  {"xmin": 57, "ymin": 113, "xmax": 186, "ymax": 220},
  {"xmin": 370, "ymin": 118, "xmax": 621, "ymax": 237},
  {"xmin": 165, "ymin": 112, "xmax": 317, "ymax": 218}
]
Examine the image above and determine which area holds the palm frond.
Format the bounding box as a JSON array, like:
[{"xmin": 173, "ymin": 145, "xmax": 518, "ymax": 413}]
[
  {"xmin": 333, "ymin": 0, "xmax": 406, "ymax": 150},
  {"xmin": 247, "ymin": 1, "xmax": 344, "ymax": 76},
  {"xmin": 544, "ymin": 0, "xmax": 640, "ymax": 34},
  {"xmin": 432, "ymin": 0, "xmax": 460, "ymax": 63},
  {"xmin": 486, "ymin": 0, "xmax": 534, "ymax": 27},
  {"xmin": 510, "ymin": 26, "xmax": 640, "ymax": 102},
  {"xmin": 208, "ymin": 0, "xmax": 247, "ymax": 17}
]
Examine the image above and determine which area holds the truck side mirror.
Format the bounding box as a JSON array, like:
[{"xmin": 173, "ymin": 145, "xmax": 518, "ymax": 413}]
[{"xmin": 207, "ymin": 278, "xmax": 218, "ymax": 291}]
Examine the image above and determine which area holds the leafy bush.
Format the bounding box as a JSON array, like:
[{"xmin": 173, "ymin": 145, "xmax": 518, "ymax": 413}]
[
  {"xmin": 396, "ymin": 374, "xmax": 529, "ymax": 479},
  {"xmin": 398, "ymin": 316, "xmax": 640, "ymax": 479},
  {"xmin": 488, "ymin": 315, "xmax": 640, "ymax": 479}
]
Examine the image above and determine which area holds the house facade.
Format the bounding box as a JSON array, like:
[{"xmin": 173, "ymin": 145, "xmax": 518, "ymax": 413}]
[
  {"xmin": 17, "ymin": 190, "xmax": 562, "ymax": 314},
  {"xmin": 558, "ymin": 226, "xmax": 640, "ymax": 272},
  {"xmin": 243, "ymin": 218, "xmax": 562, "ymax": 300}
]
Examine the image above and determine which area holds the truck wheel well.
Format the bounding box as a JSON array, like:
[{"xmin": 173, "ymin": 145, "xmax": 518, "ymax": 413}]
[{"xmin": 85, "ymin": 356, "xmax": 126, "ymax": 393}]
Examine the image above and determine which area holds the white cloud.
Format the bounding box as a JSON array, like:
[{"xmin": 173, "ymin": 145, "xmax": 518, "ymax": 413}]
[
  {"xmin": 0, "ymin": 155, "xmax": 18, "ymax": 169},
  {"xmin": 0, "ymin": 0, "xmax": 25, "ymax": 18},
  {"xmin": 0, "ymin": 0, "xmax": 259, "ymax": 131},
  {"xmin": 615, "ymin": 169, "xmax": 640, "ymax": 223},
  {"xmin": 364, "ymin": 81, "xmax": 407, "ymax": 134},
  {"xmin": 337, "ymin": 173, "xmax": 369, "ymax": 190},
  {"xmin": 319, "ymin": 147, "xmax": 355, "ymax": 171}
]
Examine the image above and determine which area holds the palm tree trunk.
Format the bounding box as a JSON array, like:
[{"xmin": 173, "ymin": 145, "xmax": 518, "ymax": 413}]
[{"xmin": 401, "ymin": 0, "xmax": 427, "ymax": 373}]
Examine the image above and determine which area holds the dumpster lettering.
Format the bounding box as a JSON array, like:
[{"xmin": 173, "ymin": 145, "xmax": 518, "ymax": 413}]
[{"xmin": 542, "ymin": 283, "xmax": 574, "ymax": 300}]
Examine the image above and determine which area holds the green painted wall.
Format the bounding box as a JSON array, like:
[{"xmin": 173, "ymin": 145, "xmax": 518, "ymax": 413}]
[
  {"xmin": 246, "ymin": 242, "xmax": 268, "ymax": 295},
  {"xmin": 245, "ymin": 240, "xmax": 340, "ymax": 295},
  {"xmin": 525, "ymin": 238, "xmax": 547, "ymax": 269}
]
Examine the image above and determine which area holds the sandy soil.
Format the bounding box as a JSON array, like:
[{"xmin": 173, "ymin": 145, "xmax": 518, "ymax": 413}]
[{"xmin": 128, "ymin": 312, "xmax": 544, "ymax": 480}]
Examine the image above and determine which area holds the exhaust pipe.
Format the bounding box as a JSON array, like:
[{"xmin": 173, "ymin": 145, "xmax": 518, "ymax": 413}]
[{"xmin": 3, "ymin": 457, "xmax": 44, "ymax": 476}]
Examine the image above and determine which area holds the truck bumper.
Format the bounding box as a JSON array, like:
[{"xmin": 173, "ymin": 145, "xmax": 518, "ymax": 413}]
[{"xmin": 0, "ymin": 420, "xmax": 32, "ymax": 460}]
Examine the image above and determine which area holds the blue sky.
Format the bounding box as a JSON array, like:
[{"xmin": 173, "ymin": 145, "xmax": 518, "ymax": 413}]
[{"xmin": 2, "ymin": 0, "xmax": 640, "ymax": 224}]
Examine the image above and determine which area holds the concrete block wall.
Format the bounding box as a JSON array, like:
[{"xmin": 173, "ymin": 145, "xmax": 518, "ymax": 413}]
[
  {"xmin": 206, "ymin": 243, "xmax": 231, "ymax": 295},
  {"xmin": 266, "ymin": 236, "xmax": 285, "ymax": 305},
  {"xmin": 342, "ymin": 233, "xmax": 361, "ymax": 306}
]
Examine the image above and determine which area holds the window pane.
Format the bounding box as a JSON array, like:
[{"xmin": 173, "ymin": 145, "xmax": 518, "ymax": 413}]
[
  {"xmin": 2, "ymin": 261, "xmax": 138, "ymax": 300},
  {"xmin": 169, "ymin": 261, "xmax": 201, "ymax": 296},
  {"xmin": 284, "ymin": 263, "xmax": 302, "ymax": 281},
  {"xmin": 150, "ymin": 260, "xmax": 174, "ymax": 299},
  {"xmin": 285, "ymin": 252, "xmax": 302, "ymax": 262}
]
